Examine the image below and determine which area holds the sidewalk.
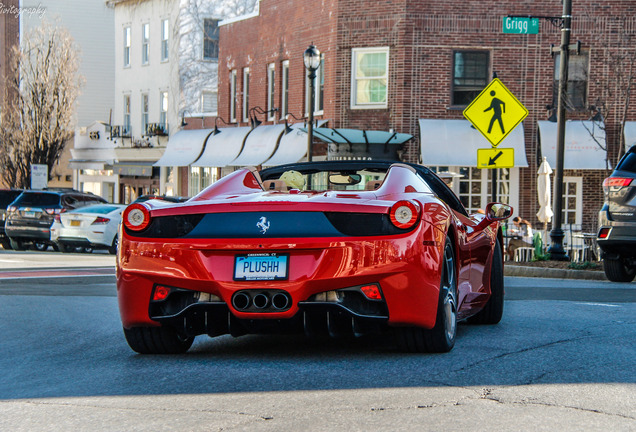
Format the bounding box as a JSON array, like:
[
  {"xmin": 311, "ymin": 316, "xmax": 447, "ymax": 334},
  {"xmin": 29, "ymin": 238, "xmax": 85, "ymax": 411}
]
[{"xmin": 504, "ymin": 263, "xmax": 606, "ymax": 280}]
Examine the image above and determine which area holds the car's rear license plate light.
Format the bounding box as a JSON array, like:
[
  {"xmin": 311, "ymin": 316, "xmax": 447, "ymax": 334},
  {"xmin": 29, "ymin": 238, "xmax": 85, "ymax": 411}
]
[{"xmin": 234, "ymin": 253, "xmax": 289, "ymax": 281}]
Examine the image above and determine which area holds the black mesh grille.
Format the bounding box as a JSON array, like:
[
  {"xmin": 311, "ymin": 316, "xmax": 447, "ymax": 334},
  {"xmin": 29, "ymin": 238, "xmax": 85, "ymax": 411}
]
[{"xmin": 324, "ymin": 212, "xmax": 411, "ymax": 236}]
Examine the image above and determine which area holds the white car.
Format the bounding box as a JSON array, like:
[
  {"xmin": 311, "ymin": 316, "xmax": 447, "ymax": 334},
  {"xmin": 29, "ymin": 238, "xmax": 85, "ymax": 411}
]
[{"xmin": 50, "ymin": 204, "xmax": 126, "ymax": 254}]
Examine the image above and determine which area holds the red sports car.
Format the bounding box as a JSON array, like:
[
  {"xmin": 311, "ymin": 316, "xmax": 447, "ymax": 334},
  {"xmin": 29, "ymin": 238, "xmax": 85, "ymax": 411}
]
[{"xmin": 117, "ymin": 161, "xmax": 512, "ymax": 354}]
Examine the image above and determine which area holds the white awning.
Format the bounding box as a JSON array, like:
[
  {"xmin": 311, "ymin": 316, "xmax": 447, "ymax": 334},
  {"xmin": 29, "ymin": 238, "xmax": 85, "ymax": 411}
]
[
  {"xmin": 262, "ymin": 120, "xmax": 329, "ymax": 166},
  {"xmin": 537, "ymin": 120, "xmax": 607, "ymax": 170},
  {"xmin": 191, "ymin": 126, "xmax": 252, "ymax": 167},
  {"xmin": 154, "ymin": 129, "xmax": 213, "ymax": 167},
  {"xmin": 624, "ymin": 121, "xmax": 636, "ymax": 151},
  {"xmin": 231, "ymin": 124, "xmax": 286, "ymax": 166},
  {"xmin": 69, "ymin": 147, "xmax": 116, "ymax": 171},
  {"xmin": 419, "ymin": 119, "xmax": 528, "ymax": 167},
  {"xmin": 68, "ymin": 161, "xmax": 110, "ymax": 170}
]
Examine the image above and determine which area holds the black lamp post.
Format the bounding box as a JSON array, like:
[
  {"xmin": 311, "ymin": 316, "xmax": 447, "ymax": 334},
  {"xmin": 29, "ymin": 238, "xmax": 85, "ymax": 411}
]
[
  {"xmin": 303, "ymin": 44, "xmax": 320, "ymax": 162},
  {"xmin": 548, "ymin": 0, "xmax": 572, "ymax": 261}
]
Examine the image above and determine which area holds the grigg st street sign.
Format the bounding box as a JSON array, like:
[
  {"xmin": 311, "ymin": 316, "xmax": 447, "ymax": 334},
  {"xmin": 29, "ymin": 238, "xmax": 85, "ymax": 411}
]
[{"xmin": 503, "ymin": 16, "xmax": 539, "ymax": 34}]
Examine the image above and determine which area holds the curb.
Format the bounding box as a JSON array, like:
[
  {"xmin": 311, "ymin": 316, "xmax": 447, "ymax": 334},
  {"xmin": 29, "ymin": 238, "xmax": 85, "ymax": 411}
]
[{"xmin": 504, "ymin": 265, "xmax": 607, "ymax": 280}]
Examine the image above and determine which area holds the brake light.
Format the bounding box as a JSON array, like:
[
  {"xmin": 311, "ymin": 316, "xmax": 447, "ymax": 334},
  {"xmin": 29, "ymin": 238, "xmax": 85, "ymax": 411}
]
[
  {"xmin": 389, "ymin": 200, "xmax": 420, "ymax": 229},
  {"xmin": 7, "ymin": 205, "xmax": 17, "ymax": 212},
  {"xmin": 54, "ymin": 214, "xmax": 61, "ymax": 223},
  {"xmin": 44, "ymin": 208, "xmax": 62, "ymax": 215},
  {"xmin": 91, "ymin": 216, "xmax": 110, "ymax": 225},
  {"xmin": 123, "ymin": 203, "xmax": 151, "ymax": 231},
  {"xmin": 603, "ymin": 177, "xmax": 633, "ymax": 192},
  {"xmin": 152, "ymin": 285, "xmax": 171, "ymax": 301}
]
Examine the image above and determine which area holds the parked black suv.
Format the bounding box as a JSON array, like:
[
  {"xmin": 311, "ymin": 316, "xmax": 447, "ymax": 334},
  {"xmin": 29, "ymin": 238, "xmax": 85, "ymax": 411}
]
[
  {"xmin": 597, "ymin": 145, "xmax": 636, "ymax": 282},
  {"xmin": 0, "ymin": 189, "xmax": 24, "ymax": 249},
  {"xmin": 5, "ymin": 189, "xmax": 107, "ymax": 251}
]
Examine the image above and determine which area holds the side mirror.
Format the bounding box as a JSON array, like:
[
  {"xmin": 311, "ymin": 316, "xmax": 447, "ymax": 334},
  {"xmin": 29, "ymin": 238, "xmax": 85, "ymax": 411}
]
[
  {"xmin": 474, "ymin": 202, "xmax": 513, "ymax": 231},
  {"xmin": 486, "ymin": 202, "xmax": 513, "ymax": 220}
]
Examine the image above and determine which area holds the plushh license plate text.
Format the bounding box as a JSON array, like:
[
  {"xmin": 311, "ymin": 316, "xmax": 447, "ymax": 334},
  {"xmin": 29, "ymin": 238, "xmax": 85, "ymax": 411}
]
[{"xmin": 234, "ymin": 253, "xmax": 289, "ymax": 281}]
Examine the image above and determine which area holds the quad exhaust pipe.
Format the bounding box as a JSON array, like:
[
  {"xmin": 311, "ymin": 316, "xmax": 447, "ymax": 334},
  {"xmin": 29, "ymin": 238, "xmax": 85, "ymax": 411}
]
[{"xmin": 231, "ymin": 290, "xmax": 292, "ymax": 312}]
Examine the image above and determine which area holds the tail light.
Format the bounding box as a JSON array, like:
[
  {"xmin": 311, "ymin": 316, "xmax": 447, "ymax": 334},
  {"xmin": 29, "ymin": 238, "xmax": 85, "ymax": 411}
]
[
  {"xmin": 7, "ymin": 205, "xmax": 17, "ymax": 212},
  {"xmin": 598, "ymin": 227, "xmax": 611, "ymax": 239},
  {"xmin": 91, "ymin": 216, "xmax": 110, "ymax": 225},
  {"xmin": 389, "ymin": 200, "xmax": 420, "ymax": 229},
  {"xmin": 123, "ymin": 203, "xmax": 151, "ymax": 231},
  {"xmin": 44, "ymin": 208, "xmax": 62, "ymax": 215},
  {"xmin": 603, "ymin": 177, "xmax": 633, "ymax": 192},
  {"xmin": 54, "ymin": 214, "xmax": 61, "ymax": 223}
]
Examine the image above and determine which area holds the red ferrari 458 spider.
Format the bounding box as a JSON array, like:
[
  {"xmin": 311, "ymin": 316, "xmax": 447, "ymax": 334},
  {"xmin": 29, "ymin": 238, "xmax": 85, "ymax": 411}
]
[{"xmin": 117, "ymin": 161, "xmax": 512, "ymax": 354}]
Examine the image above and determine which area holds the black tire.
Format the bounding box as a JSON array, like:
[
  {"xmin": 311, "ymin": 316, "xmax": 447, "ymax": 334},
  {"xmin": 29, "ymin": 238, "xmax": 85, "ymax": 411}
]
[
  {"xmin": 108, "ymin": 236, "xmax": 118, "ymax": 255},
  {"xmin": 123, "ymin": 326, "xmax": 194, "ymax": 354},
  {"xmin": 51, "ymin": 243, "xmax": 60, "ymax": 252},
  {"xmin": 9, "ymin": 238, "xmax": 27, "ymax": 251},
  {"xmin": 82, "ymin": 246, "xmax": 93, "ymax": 254},
  {"xmin": 468, "ymin": 240, "xmax": 504, "ymax": 324},
  {"xmin": 603, "ymin": 257, "xmax": 636, "ymax": 282},
  {"xmin": 59, "ymin": 243, "xmax": 73, "ymax": 253},
  {"xmin": 1, "ymin": 239, "xmax": 12, "ymax": 250},
  {"xmin": 396, "ymin": 237, "xmax": 457, "ymax": 353}
]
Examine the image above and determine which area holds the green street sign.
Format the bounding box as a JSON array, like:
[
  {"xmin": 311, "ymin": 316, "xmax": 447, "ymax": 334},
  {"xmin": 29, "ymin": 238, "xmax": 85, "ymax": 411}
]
[{"xmin": 502, "ymin": 17, "xmax": 539, "ymax": 34}]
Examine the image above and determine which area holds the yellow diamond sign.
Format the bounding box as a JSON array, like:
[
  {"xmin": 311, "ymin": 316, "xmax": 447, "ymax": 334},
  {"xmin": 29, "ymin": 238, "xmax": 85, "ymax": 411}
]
[{"xmin": 463, "ymin": 78, "xmax": 528, "ymax": 147}]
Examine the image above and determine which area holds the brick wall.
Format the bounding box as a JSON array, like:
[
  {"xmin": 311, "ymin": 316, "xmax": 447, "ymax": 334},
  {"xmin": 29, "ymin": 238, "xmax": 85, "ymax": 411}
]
[
  {"xmin": 0, "ymin": 0, "xmax": 20, "ymax": 106},
  {"xmin": 218, "ymin": 0, "xmax": 636, "ymax": 232}
]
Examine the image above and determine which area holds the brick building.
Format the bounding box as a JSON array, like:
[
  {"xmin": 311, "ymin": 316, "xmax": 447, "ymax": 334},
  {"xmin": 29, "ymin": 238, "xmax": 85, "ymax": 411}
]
[
  {"xmin": 215, "ymin": 0, "xmax": 636, "ymax": 235},
  {"xmin": 0, "ymin": 0, "xmax": 19, "ymax": 129}
]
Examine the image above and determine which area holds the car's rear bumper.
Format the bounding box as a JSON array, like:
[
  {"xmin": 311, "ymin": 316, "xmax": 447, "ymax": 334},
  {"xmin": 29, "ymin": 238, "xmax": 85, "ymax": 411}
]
[
  {"xmin": 4, "ymin": 225, "xmax": 51, "ymax": 241},
  {"xmin": 117, "ymin": 228, "xmax": 445, "ymax": 330}
]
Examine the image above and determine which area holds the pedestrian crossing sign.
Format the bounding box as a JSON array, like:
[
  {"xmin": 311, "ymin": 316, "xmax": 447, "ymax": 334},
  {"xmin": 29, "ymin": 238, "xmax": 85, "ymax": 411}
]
[{"xmin": 463, "ymin": 78, "xmax": 528, "ymax": 147}]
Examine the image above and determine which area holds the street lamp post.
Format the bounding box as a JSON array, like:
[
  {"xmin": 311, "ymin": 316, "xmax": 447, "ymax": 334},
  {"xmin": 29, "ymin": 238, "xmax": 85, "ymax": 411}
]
[
  {"xmin": 548, "ymin": 0, "xmax": 572, "ymax": 261},
  {"xmin": 303, "ymin": 44, "xmax": 320, "ymax": 162}
]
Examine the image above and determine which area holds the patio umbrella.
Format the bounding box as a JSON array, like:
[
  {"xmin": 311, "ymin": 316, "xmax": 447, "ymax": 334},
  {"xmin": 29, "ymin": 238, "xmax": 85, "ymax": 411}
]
[{"xmin": 536, "ymin": 156, "xmax": 554, "ymax": 248}]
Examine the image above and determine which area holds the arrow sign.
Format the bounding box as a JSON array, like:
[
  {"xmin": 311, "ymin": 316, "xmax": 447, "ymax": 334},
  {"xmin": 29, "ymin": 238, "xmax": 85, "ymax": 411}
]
[
  {"xmin": 489, "ymin": 151, "xmax": 504, "ymax": 165},
  {"xmin": 477, "ymin": 148, "xmax": 515, "ymax": 169}
]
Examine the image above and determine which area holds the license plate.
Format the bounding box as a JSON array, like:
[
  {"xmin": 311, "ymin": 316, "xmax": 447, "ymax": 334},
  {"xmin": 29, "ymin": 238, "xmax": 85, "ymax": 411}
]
[
  {"xmin": 70, "ymin": 220, "xmax": 81, "ymax": 227},
  {"xmin": 24, "ymin": 211, "xmax": 36, "ymax": 218},
  {"xmin": 234, "ymin": 253, "xmax": 289, "ymax": 281}
]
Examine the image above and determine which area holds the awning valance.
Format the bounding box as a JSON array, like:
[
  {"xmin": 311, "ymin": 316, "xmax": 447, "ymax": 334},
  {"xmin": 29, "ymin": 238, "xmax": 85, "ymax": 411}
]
[
  {"xmin": 624, "ymin": 121, "xmax": 636, "ymax": 151},
  {"xmin": 419, "ymin": 119, "xmax": 528, "ymax": 167},
  {"xmin": 191, "ymin": 126, "xmax": 252, "ymax": 167},
  {"xmin": 231, "ymin": 124, "xmax": 286, "ymax": 166},
  {"xmin": 537, "ymin": 120, "xmax": 607, "ymax": 170},
  {"xmin": 154, "ymin": 129, "xmax": 213, "ymax": 167}
]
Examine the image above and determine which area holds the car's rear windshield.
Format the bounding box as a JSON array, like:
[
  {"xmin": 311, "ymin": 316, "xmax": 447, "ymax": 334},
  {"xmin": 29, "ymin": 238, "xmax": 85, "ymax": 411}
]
[
  {"xmin": 14, "ymin": 192, "xmax": 60, "ymax": 207},
  {"xmin": 0, "ymin": 191, "xmax": 22, "ymax": 207},
  {"xmin": 72, "ymin": 204, "xmax": 122, "ymax": 214},
  {"xmin": 616, "ymin": 151, "xmax": 636, "ymax": 174}
]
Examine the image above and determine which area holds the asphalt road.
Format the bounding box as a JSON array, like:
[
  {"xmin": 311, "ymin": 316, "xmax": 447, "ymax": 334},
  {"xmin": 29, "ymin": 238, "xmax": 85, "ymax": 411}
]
[{"xmin": 0, "ymin": 251, "xmax": 634, "ymax": 431}]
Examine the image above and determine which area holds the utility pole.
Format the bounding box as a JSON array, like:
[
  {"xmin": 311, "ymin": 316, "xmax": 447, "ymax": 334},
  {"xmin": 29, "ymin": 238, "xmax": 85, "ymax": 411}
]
[{"xmin": 548, "ymin": 0, "xmax": 572, "ymax": 261}]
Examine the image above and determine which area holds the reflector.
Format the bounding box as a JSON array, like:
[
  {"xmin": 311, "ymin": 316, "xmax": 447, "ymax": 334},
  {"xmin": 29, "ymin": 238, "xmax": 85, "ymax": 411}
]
[
  {"xmin": 360, "ymin": 284, "xmax": 382, "ymax": 300},
  {"xmin": 152, "ymin": 285, "xmax": 171, "ymax": 301}
]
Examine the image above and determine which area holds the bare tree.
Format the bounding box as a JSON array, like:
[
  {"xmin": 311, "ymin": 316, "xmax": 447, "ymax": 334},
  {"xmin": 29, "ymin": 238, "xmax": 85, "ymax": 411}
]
[{"xmin": 0, "ymin": 22, "xmax": 82, "ymax": 189}]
